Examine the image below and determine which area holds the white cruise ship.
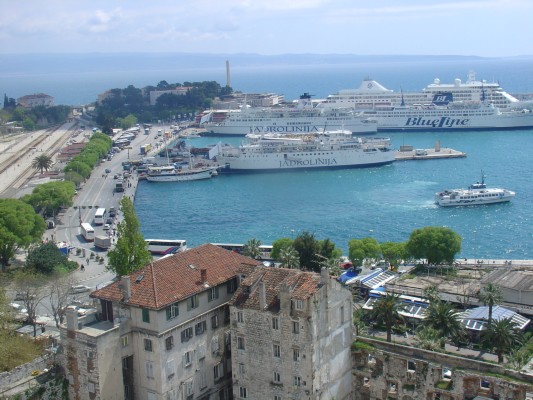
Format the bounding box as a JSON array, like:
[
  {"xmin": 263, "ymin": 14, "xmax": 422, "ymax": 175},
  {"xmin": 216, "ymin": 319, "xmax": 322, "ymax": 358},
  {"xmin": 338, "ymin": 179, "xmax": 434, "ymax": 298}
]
[
  {"xmin": 320, "ymin": 71, "xmax": 531, "ymax": 111},
  {"xmin": 361, "ymin": 92, "xmax": 533, "ymax": 131},
  {"xmin": 200, "ymin": 94, "xmax": 378, "ymax": 136},
  {"xmin": 214, "ymin": 130, "xmax": 394, "ymax": 173}
]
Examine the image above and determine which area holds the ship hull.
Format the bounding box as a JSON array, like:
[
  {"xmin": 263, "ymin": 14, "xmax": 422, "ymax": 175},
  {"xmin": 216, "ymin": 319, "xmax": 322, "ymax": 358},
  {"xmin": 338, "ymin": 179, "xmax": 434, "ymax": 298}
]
[
  {"xmin": 217, "ymin": 149, "xmax": 395, "ymax": 173},
  {"xmin": 146, "ymin": 168, "xmax": 215, "ymax": 182}
]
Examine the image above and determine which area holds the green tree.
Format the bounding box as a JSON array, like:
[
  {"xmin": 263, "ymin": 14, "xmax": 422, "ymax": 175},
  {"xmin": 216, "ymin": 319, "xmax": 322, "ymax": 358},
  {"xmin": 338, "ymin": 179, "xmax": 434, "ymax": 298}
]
[
  {"xmin": 25, "ymin": 242, "xmax": 76, "ymax": 274},
  {"xmin": 423, "ymin": 300, "xmax": 464, "ymax": 348},
  {"xmin": 0, "ymin": 199, "xmax": 46, "ymax": 272},
  {"xmin": 348, "ymin": 237, "xmax": 380, "ymax": 267},
  {"xmin": 242, "ymin": 238, "xmax": 262, "ymax": 259},
  {"xmin": 423, "ymin": 284, "xmax": 441, "ymax": 302},
  {"xmin": 22, "ymin": 116, "xmax": 35, "ymax": 131},
  {"xmin": 107, "ymin": 197, "xmax": 151, "ymax": 277},
  {"xmin": 380, "ymin": 241, "xmax": 407, "ymax": 268},
  {"xmin": 271, "ymin": 237, "xmax": 293, "ymax": 261},
  {"xmin": 316, "ymin": 254, "xmax": 342, "ymax": 277},
  {"xmin": 31, "ymin": 154, "xmax": 53, "ymax": 174},
  {"xmin": 293, "ymin": 231, "xmax": 320, "ymax": 272},
  {"xmin": 279, "ymin": 245, "xmax": 299, "ymax": 269},
  {"xmin": 406, "ymin": 226, "xmax": 461, "ymax": 265},
  {"xmin": 483, "ymin": 318, "xmax": 523, "ymax": 363},
  {"xmin": 415, "ymin": 326, "xmax": 445, "ymax": 351},
  {"xmin": 478, "ymin": 283, "xmax": 503, "ymax": 328},
  {"xmin": 22, "ymin": 180, "xmax": 75, "ymax": 218},
  {"xmin": 370, "ymin": 293, "xmax": 404, "ymax": 342},
  {"xmin": 64, "ymin": 160, "xmax": 92, "ymax": 179}
]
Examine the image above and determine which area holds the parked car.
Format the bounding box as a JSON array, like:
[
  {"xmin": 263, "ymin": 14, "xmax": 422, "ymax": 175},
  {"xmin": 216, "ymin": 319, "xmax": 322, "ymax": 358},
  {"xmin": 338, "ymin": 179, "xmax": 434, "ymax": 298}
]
[
  {"xmin": 105, "ymin": 168, "xmax": 111, "ymax": 173},
  {"xmin": 106, "ymin": 218, "xmax": 113, "ymax": 225},
  {"xmin": 70, "ymin": 285, "xmax": 91, "ymax": 294},
  {"xmin": 103, "ymin": 224, "xmax": 111, "ymax": 230}
]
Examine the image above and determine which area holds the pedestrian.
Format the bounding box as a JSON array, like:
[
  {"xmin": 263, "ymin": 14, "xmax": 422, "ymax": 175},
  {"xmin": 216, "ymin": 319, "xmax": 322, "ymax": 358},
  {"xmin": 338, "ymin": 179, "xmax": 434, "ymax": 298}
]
[
  {"xmin": 86, "ymin": 258, "xmax": 89, "ymax": 266},
  {"xmin": 81, "ymin": 265, "xmax": 85, "ymax": 272}
]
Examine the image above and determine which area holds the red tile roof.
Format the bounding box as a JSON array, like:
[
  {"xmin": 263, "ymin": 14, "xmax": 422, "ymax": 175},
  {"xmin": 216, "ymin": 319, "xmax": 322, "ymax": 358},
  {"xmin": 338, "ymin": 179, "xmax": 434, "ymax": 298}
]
[
  {"xmin": 231, "ymin": 267, "xmax": 322, "ymax": 311},
  {"xmin": 91, "ymin": 243, "xmax": 261, "ymax": 309}
]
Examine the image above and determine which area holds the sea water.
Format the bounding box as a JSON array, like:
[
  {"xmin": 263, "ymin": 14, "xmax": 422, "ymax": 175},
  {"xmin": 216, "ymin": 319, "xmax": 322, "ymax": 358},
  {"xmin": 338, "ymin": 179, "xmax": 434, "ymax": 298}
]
[
  {"xmin": 2, "ymin": 54, "xmax": 533, "ymax": 257},
  {"xmin": 135, "ymin": 129, "xmax": 533, "ymax": 258}
]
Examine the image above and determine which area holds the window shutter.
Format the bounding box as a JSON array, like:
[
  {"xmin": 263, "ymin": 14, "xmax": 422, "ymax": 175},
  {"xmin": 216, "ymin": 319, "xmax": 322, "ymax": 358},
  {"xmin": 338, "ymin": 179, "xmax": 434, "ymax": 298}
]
[{"xmin": 211, "ymin": 336, "xmax": 219, "ymax": 353}]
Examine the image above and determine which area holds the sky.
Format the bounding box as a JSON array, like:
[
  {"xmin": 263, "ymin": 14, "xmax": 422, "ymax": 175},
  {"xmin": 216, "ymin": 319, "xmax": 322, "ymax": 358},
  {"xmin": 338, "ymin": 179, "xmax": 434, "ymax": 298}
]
[{"xmin": 1, "ymin": 0, "xmax": 532, "ymax": 57}]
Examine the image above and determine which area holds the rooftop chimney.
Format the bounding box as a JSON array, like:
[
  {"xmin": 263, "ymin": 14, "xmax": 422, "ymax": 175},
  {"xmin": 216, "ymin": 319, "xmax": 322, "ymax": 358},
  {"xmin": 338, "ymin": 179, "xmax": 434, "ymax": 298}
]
[
  {"xmin": 200, "ymin": 269, "xmax": 207, "ymax": 284},
  {"xmin": 66, "ymin": 308, "xmax": 79, "ymax": 331},
  {"xmin": 259, "ymin": 281, "xmax": 266, "ymax": 310},
  {"xmin": 121, "ymin": 276, "xmax": 131, "ymax": 301}
]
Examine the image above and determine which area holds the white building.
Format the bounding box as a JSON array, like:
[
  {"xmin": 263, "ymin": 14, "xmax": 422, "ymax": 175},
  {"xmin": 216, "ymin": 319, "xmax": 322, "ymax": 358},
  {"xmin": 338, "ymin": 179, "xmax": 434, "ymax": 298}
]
[{"xmin": 60, "ymin": 244, "xmax": 262, "ymax": 400}]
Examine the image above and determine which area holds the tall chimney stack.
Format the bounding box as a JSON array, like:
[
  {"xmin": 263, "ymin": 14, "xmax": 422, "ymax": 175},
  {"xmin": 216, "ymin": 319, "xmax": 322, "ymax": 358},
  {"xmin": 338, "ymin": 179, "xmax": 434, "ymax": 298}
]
[{"xmin": 226, "ymin": 60, "xmax": 231, "ymax": 88}]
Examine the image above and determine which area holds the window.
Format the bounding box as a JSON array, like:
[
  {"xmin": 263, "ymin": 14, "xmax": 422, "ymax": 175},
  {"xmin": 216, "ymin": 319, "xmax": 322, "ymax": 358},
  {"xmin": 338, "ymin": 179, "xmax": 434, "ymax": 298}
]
[
  {"xmin": 274, "ymin": 396, "xmax": 282, "ymax": 400},
  {"xmin": 293, "ymin": 348, "xmax": 300, "ymax": 362},
  {"xmin": 122, "ymin": 358, "xmax": 128, "ymax": 370},
  {"xmin": 208, "ymin": 286, "xmax": 219, "ymax": 302},
  {"xmin": 183, "ymin": 351, "xmax": 193, "ymax": 367},
  {"xmin": 239, "ymin": 387, "xmax": 247, "ymax": 398},
  {"xmin": 293, "ymin": 376, "xmax": 301, "ymax": 387},
  {"xmin": 88, "ymin": 382, "xmax": 95, "ymax": 393},
  {"xmin": 199, "ymin": 370, "xmax": 207, "ymax": 389},
  {"xmin": 195, "ymin": 320, "xmax": 207, "ymax": 335},
  {"xmin": 211, "ymin": 336, "xmax": 220, "ymax": 353},
  {"xmin": 273, "ymin": 371, "xmax": 281, "ymax": 383},
  {"xmin": 142, "ymin": 308, "xmax": 150, "ymax": 323},
  {"xmin": 237, "ymin": 311, "xmax": 244, "ymax": 323},
  {"xmin": 144, "ymin": 338, "xmax": 153, "ymax": 352},
  {"xmin": 294, "ymin": 299, "xmax": 304, "ymax": 310},
  {"xmin": 363, "ymin": 377, "xmax": 370, "ymax": 386},
  {"xmin": 166, "ymin": 359, "xmax": 175, "ymax": 378},
  {"xmin": 272, "ymin": 317, "xmax": 279, "ymax": 330},
  {"xmin": 165, "ymin": 336, "xmax": 174, "ymax": 351},
  {"xmin": 181, "ymin": 327, "xmax": 193, "ymax": 342},
  {"xmin": 273, "ymin": 344, "xmax": 281, "ymax": 358},
  {"xmin": 292, "ymin": 321, "xmax": 299, "ymax": 334},
  {"xmin": 238, "ymin": 363, "xmax": 246, "ymax": 376},
  {"xmin": 197, "ymin": 344, "xmax": 206, "ymax": 360},
  {"xmin": 121, "ymin": 335, "xmax": 129, "ymax": 347},
  {"xmin": 166, "ymin": 303, "xmax": 179, "ymax": 320},
  {"xmin": 146, "ymin": 361, "xmax": 154, "ymax": 379},
  {"xmin": 237, "ymin": 336, "xmax": 245, "ymax": 350},
  {"xmin": 227, "ymin": 278, "xmax": 237, "ymax": 294},
  {"xmin": 407, "ymin": 360, "xmax": 416, "ymax": 372},
  {"xmin": 185, "ymin": 380, "xmax": 194, "ymax": 397},
  {"xmin": 211, "ymin": 314, "xmax": 219, "ymax": 329},
  {"xmin": 214, "ymin": 362, "xmax": 224, "ymax": 380},
  {"xmin": 187, "ymin": 294, "xmax": 199, "ymax": 310},
  {"xmin": 480, "ymin": 379, "xmax": 490, "ymax": 389}
]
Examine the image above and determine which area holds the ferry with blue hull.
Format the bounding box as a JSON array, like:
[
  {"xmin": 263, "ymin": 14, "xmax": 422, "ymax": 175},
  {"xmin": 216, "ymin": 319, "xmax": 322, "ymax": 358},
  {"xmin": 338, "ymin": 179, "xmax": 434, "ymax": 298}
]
[
  {"xmin": 214, "ymin": 130, "xmax": 394, "ymax": 173},
  {"xmin": 362, "ymin": 92, "xmax": 533, "ymax": 132}
]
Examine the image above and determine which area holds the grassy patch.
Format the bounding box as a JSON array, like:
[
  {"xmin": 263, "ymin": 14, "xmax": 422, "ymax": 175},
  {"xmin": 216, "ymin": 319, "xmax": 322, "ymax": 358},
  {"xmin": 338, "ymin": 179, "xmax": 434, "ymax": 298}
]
[
  {"xmin": 435, "ymin": 380, "xmax": 453, "ymax": 390},
  {"xmin": 0, "ymin": 332, "xmax": 45, "ymax": 371},
  {"xmin": 352, "ymin": 341, "xmax": 376, "ymax": 351}
]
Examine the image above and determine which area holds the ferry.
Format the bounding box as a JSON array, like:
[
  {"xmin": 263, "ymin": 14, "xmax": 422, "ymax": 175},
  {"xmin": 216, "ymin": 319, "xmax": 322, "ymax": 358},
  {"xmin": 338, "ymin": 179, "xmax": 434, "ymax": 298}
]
[
  {"xmin": 361, "ymin": 92, "xmax": 533, "ymax": 131},
  {"xmin": 214, "ymin": 130, "xmax": 394, "ymax": 173},
  {"xmin": 146, "ymin": 165, "xmax": 218, "ymax": 182},
  {"xmin": 319, "ymin": 71, "xmax": 532, "ymax": 111},
  {"xmin": 435, "ymin": 173, "xmax": 515, "ymax": 207},
  {"xmin": 200, "ymin": 93, "xmax": 378, "ymax": 136}
]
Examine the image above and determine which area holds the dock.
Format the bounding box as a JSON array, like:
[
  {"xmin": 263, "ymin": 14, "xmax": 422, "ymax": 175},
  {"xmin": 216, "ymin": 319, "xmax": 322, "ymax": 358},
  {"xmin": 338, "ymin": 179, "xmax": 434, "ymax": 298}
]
[{"xmin": 394, "ymin": 142, "xmax": 466, "ymax": 161}]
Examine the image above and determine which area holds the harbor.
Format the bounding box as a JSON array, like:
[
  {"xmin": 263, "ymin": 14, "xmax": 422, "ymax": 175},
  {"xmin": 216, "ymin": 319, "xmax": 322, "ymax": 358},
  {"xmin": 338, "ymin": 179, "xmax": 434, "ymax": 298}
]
[{"xmin": 395, "ymin": 142, "xmax": 466, "ymax": 160}]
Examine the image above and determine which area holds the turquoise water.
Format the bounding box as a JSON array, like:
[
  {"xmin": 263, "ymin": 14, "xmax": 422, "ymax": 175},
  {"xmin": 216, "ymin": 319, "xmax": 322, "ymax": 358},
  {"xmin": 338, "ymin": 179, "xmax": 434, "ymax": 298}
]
[{"xmin": 135, "ymin": 130, "xmax": 533, "ymax": 258}]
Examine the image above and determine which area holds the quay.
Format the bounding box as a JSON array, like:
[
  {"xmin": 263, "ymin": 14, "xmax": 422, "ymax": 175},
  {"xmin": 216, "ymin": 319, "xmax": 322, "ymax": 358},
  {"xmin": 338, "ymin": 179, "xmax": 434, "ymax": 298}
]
[{"xmin": 394, "ymin": 141, "xmax": 466, "ymax": 161}]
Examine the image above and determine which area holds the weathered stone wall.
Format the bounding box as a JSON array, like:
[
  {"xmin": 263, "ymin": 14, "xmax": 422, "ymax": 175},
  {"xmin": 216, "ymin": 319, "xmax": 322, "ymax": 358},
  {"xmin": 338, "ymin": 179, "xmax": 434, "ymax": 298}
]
[
  {"xmin": 352, "ymin": 337, "xmax": 533, "ymax": 400},
  {"xmin": 0, "ymin": 354, "xmax": 52, "ymax": 394}
]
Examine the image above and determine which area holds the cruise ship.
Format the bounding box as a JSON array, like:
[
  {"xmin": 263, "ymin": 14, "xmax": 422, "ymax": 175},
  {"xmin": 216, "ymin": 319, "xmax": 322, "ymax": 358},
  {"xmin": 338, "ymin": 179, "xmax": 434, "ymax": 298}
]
[
  {"xmin": 214, "ymin": 130, "xmax": 394, "ymax": 173},
  {"xmin": 362, "ymin": 92, "xmax": 533, "ymax": 131},
  {"xmin": 320, "ymin": 71, "xmax": 531, "ymax": 111},
  {"xmin": 200, "ymin": 94, "xmax": 378, "ymax": 136}
]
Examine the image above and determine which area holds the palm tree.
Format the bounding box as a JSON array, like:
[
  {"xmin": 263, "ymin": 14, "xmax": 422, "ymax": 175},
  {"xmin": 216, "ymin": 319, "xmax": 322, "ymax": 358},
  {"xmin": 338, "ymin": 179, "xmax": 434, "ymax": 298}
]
[
  {"xmin": 414, "ymin": 326, "xmax": 445, "ymax": 351},
  {"xmin": 422, "ymin": 300, "xmax": 464, "ymax": 348},
  {"xmin": 370, "ymin": 293, "xmax": 404, "ymax": 342},
  {"xmin": 483, "ymin": 318, "xmax": 522, "ymax": 363},
  {"xmin": 279, "ymin": 245, "xmax": 299, "ymax": 269},
  {"xmin": 242, "ymin": 238, "xmax": 262, "ymax": 259},
  {"xmin": 478, "ymin": 283, "xmax": 503, "ymax": 328},
  {"xmin": 423, "ymin": 284, "xmax": 440, "ymax": 302},
  {"xmin": 32, "ymin": 154, "xmax": 53, "ymax": 174},
  {"xmin": 316, "ymin": 254, "xmax": 342, "ymax": 276}
]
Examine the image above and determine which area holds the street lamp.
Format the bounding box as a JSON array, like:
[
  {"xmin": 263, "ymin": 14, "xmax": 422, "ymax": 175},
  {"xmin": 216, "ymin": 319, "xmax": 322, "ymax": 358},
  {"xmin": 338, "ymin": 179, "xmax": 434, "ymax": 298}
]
[{"xmin": 125, "ymin": 146, "xmax": 132, "ymax": 160}]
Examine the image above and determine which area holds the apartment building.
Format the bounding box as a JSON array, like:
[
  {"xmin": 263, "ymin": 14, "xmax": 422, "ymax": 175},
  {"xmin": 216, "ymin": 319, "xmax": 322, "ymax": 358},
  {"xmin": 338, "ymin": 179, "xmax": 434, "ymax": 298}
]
[
  {"xmin": 229, "ymin": 267, "xmax": 354, "ymax": 400},
  {"xmin": 60, "ymin": 244, "xmax": 262, "ymax": 400}
]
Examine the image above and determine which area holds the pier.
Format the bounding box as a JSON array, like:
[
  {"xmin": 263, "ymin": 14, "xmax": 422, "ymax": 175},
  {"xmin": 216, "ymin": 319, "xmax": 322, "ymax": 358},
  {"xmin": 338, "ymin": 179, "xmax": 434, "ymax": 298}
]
[{"xmin": 395, "ymin": 141, "xmax": 466, "ymax": 161}]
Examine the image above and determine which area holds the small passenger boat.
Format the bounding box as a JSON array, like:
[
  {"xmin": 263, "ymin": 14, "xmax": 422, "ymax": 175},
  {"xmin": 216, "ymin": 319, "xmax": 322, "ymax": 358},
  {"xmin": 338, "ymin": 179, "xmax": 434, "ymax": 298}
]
[{"xmin": 435, "ymin": 172, "xmax": 515, "ymax": 207}]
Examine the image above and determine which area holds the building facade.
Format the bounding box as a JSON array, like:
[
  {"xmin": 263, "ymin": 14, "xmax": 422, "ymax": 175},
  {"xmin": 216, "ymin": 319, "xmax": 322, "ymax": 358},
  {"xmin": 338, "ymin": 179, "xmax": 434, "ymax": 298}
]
[
  {"xmin": 60, "ymin": 244, "xmax": 261, "ymax": 400},
  {"xmin": 229, "ymin": 267, "xmax": 354, "ymax": 400},
  {"xmin": 17, "ymin": 93, "xmax": 54, "ymax": 108}
]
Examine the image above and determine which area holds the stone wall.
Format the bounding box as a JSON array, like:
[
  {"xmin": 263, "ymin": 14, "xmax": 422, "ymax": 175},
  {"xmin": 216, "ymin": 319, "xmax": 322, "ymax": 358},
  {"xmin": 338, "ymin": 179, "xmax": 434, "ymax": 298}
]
[{"xmin": 0, "ymin": 354, "xmax": 53, "ymax": 394}]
